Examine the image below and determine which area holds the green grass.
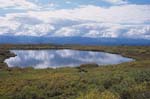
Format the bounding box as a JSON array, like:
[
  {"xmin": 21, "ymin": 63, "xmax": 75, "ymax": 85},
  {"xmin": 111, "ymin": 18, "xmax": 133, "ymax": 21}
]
[{"xmin": 0, "ymin": 45, "xmax": 150, "ymax": 99}]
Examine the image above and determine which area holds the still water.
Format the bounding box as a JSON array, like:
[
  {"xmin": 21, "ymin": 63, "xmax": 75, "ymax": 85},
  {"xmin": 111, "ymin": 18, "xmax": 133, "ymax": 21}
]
[{"xmin": 5, "ymin": 50, "xmax": 133, "ymax": 69}]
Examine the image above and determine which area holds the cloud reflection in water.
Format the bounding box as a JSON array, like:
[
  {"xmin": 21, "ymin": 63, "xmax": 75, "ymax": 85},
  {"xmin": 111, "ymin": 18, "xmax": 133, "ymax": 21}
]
[{"xmin": 5, "ymin": 50, "xmax": 133, "ymax": 69}]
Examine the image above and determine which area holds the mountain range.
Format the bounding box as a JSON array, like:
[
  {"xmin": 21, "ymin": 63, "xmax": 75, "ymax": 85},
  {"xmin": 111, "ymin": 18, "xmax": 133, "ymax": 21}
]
[{"xmin": 0, "ymin": 36, "xmax": 150, "ymax": 46}]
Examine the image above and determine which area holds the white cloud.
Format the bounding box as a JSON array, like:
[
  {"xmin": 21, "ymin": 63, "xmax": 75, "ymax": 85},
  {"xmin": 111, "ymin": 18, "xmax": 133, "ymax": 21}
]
[
  {"xmin": 15, "ymin": 24, "xmax": 55, "ymax": 36},
  {"xmin": 102, "ymin": 0, "xmax": 128, "ymax": 5},
  {"xmin": 0, "ymin": 4, "xmax": 150, "ymax": 39},
  {"xmin": 54, "ymin": 27, "xmax": 79, "ymax": 37},
  {"xmin": 66, "ymin": 1, "xmax": 71, "ymax": 4},
  {"xmin": 24, "ymin": 5, "xmax": 150, "ymax": 24},
  {"xmin": 0, "ymin": 0, "xmax": 39, "ymax": 10},
  {"xmin": 53, "ymin": 23, "xmax": 150, "ymax": 39},
  {"xmin": 0, "ymin": 17, "xmax": 21, "ymax": 35},
  {"xmin": 4, "ymin": 4, "xmax": 149, "ymax": 24},
  {"xmin": 125, "ymin": 25, "xmax": 150, "ymax": 39}
]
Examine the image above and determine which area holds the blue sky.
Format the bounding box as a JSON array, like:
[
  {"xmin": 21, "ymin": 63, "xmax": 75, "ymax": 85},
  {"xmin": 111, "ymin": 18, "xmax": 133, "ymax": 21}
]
[
  {"xmin": 29, "ymin": 0, "xmax": 150, "ymax": 8},
  {"xmin": 0, "ymin": 0, "xmax": 150, "ymax": 39}
]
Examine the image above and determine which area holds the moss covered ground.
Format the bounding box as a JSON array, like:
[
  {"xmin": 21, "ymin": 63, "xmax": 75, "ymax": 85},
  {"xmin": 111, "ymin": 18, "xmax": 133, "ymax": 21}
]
[{"xmin": 0, "ymin": 45, "xmax": 150, "ymax": 99}]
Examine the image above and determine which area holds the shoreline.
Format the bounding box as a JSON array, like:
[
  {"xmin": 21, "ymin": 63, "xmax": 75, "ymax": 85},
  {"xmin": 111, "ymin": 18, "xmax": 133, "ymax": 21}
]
[
  {"xmin": 0, "ymin": 44, "xmax": 150, "ymax": 69},
  {"xmin": 0, "ymin": 44, "xmax": 150, "ymax": 99}
]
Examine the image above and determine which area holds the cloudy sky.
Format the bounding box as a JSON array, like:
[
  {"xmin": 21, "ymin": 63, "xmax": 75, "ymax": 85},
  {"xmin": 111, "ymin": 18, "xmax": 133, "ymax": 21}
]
[{"xmin": 0, "ymin": 0, "xmax": 150, "ymax": 39}]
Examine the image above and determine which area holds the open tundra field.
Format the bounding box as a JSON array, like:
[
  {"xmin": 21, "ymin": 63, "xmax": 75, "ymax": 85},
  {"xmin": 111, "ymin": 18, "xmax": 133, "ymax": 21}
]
[{"xmin": 0, "ymin": 44, "xmax": 150, "ymax": 99}]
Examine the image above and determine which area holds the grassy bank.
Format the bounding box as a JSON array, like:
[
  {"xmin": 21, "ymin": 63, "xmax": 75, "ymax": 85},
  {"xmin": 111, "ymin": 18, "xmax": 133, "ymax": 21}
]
[{"xmin": 0, "ymin": 44, "xmax": 150, "ymax": 99}]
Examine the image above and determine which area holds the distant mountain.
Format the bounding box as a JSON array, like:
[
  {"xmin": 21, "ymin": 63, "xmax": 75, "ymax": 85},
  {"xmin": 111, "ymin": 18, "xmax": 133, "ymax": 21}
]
[{"xmin": 0, "ymin": 36, "xmax": 150, "ymax": 46}]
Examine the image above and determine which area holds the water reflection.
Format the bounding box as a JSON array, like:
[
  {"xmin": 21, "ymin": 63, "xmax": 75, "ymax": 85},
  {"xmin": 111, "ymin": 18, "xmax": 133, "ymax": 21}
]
[{"xmin": 5, "ymin": 50, "xmax": 133, "ymax": 69}]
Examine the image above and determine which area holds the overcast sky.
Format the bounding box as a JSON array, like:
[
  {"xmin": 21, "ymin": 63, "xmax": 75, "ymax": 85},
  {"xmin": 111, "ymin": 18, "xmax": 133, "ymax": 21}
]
[{"xmin": 0, "ymin": 0, "xmax": 150, "ymax": 39}]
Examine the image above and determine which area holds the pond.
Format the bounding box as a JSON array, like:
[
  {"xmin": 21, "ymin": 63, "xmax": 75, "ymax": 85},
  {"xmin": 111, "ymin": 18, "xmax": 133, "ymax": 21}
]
[{"xmin": 5, "ymin": 49, "xmax": 133, "ymax": 69}]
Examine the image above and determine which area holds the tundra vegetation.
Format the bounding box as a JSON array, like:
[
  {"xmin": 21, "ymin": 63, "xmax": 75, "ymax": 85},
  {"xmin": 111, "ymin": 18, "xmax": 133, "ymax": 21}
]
[{"xmin": 0, "ymin": 44, "xmax": 150, "ymax": 99}]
